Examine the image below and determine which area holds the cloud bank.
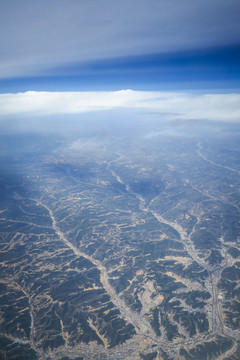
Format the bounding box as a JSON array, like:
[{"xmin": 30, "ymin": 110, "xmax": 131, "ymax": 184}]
[{"xmin": 0, "ymin": 90, "xmax": 239, "ymax": 122}]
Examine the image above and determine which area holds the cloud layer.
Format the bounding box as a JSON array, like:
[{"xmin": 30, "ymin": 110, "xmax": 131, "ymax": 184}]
[
  {"xmin": 0, "ymin": 90, "xmax": 239, "ymax": 122},
  {"xmin": 0, "ymin": 0, "xmax": 240, "ymax": 78}
]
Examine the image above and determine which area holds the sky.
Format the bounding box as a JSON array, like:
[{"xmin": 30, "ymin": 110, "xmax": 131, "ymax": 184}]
[{"xmin": 0, "ymin": 0, "xmax": 240, "ymax": 120}]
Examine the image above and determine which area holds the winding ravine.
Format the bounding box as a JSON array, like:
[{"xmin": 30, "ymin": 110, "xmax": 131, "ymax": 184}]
[
  {"xmin": 15, "ymin": 283, "xmax": 43, "ymax": 358},
  {"xmin": 108, "ymin": 166, "xmax": 229, "ymax": 346},
  {"xmin": 197, "ymin": 143, "xmax": 240, "ymax": 176},
  {"xmin": 35, "ymin": 200, "xmax": 161, "ymax": 346}
]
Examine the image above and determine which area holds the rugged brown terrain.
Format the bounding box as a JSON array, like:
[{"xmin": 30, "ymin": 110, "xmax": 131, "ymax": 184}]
[{"xmin": 0, "ymin": 118, "xmax": 239, "ymax": 359}]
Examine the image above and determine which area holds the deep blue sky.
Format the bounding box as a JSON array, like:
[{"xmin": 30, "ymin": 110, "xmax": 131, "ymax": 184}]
[{"xmin": 0, "ymin": 0, "xmax": 240, "ymax": 92}]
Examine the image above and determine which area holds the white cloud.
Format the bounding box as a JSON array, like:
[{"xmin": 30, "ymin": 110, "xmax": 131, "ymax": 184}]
[{"xmin": 0, "ymin": 90, "xmax": 239, "ymax": 122}]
